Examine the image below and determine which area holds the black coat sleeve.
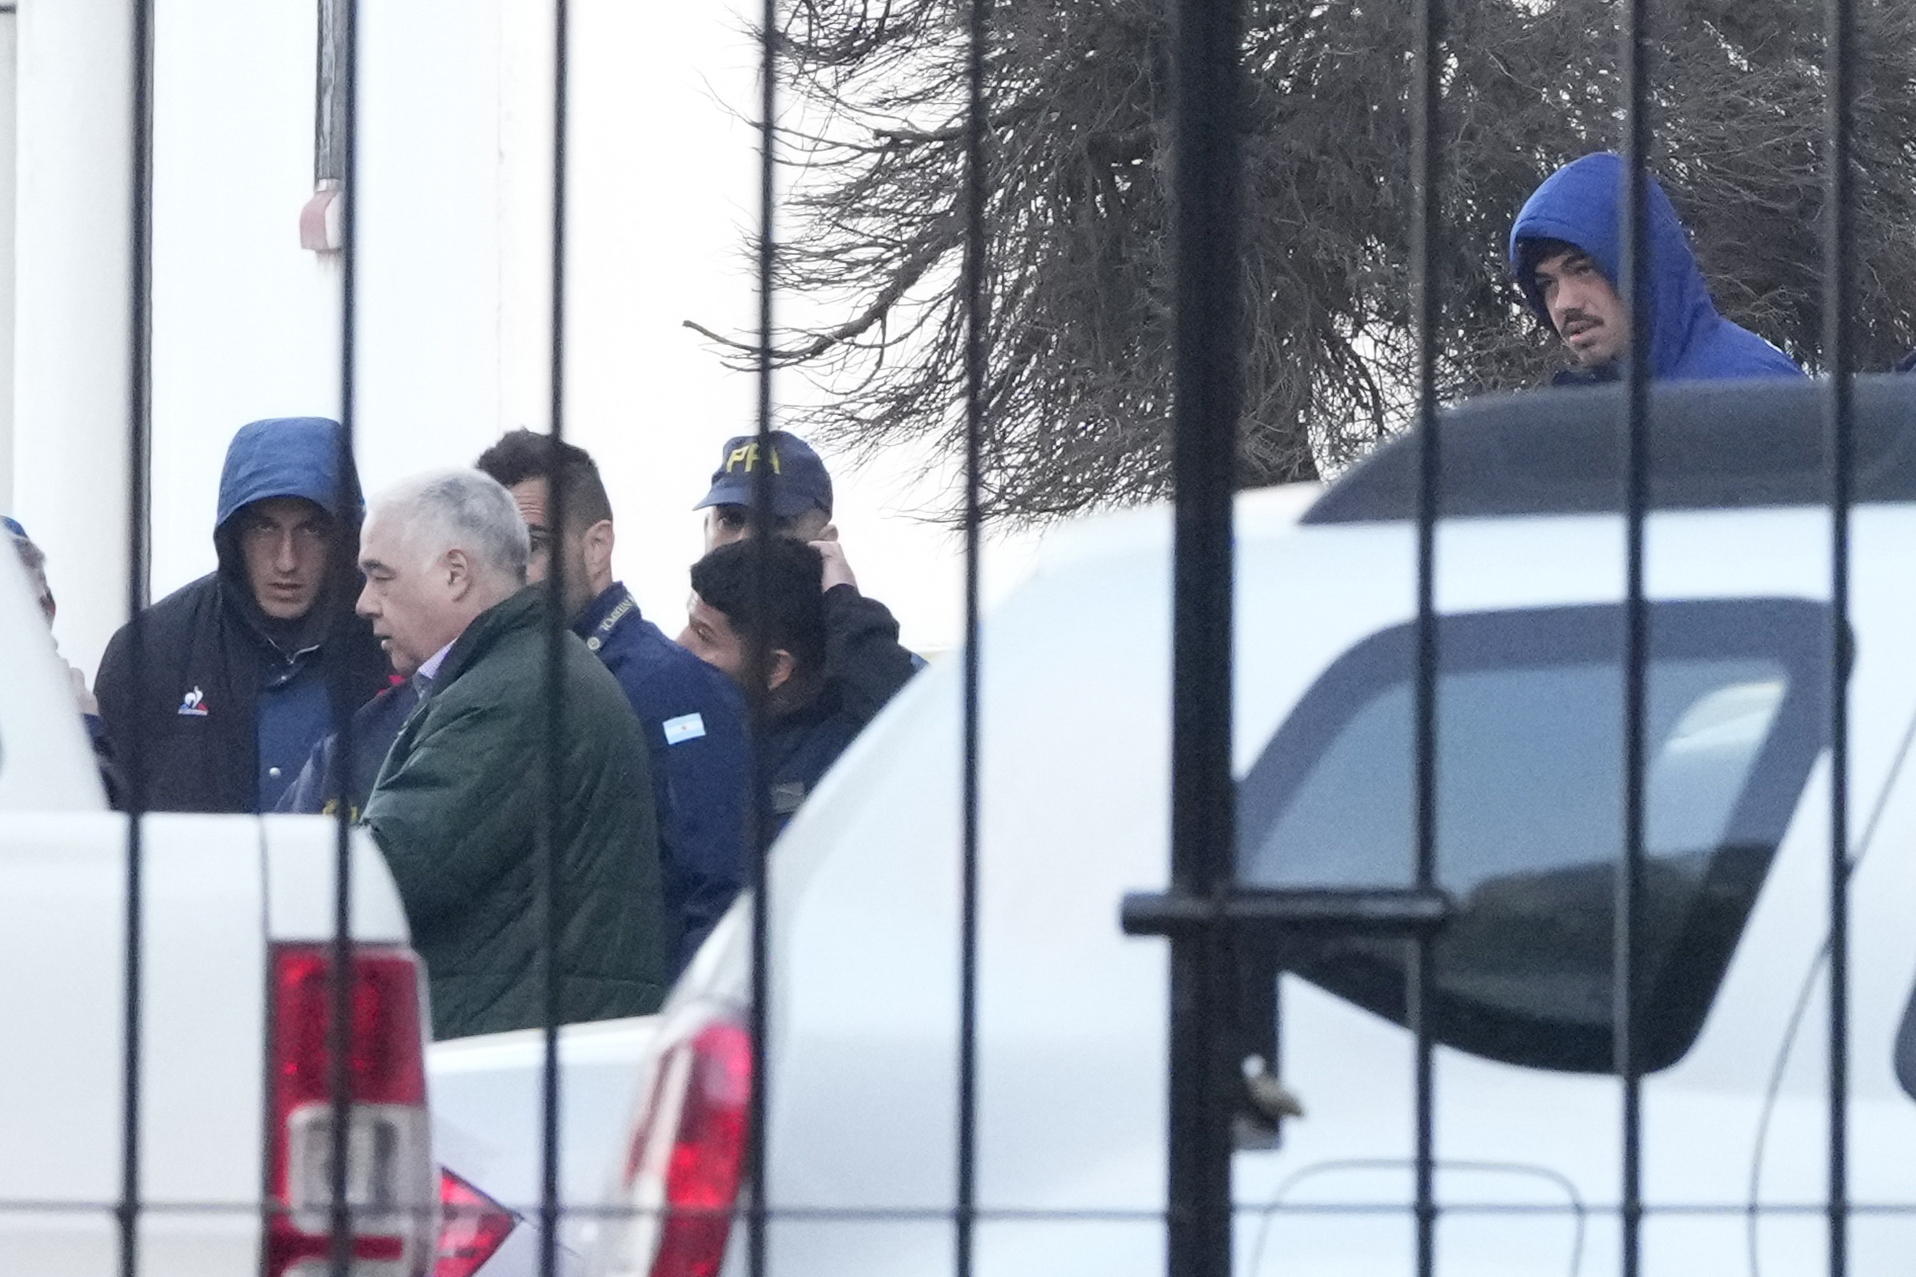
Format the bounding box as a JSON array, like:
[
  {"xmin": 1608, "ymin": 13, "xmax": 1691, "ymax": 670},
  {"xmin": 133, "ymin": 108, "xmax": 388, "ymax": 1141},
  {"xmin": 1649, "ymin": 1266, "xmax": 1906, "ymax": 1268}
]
[
  {"xmin": 821, "ymin": 584, "xmax": 919, "ymax": 723},
  {"xmin": 92, "ymin": 623, "xmax": 137, "ymax": 756}
]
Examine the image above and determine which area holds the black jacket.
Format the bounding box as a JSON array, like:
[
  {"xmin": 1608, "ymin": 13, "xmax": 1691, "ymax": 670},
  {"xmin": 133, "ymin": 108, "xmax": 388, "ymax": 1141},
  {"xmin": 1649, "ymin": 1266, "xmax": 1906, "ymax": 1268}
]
[
  {"xmin": 277, "ymin": 678, "xmax": 419, "ymax": 819},
  {"xmin": 823, "ymin": 584, "xmax": 920, "ymax": 723},
  {"xmin": 759, "ymin": 585, "xmax": 919, "ymax": 840},
  {"xmin": 94, "ymin": 418, "xmax": 391, "ymax": 813}
]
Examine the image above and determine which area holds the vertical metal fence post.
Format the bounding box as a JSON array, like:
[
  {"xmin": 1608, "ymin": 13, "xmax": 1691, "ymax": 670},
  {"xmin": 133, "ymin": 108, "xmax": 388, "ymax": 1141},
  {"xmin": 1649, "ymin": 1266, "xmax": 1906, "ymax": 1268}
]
[
  {"xmin": 1164, "ymin": 0, "xmax": 1244, "ymax": 1271},
  {"xmin": 1616, "ymin": 1, "xmax": 1652, "ymax": 1273},
  {"xmin": 326, "ymin": 1, "xmax": 361, "ymax": 1272},
  {"xmin": 118, "ymin": 0, "xmax": 153, "ymax": 1272},
  {"xmin": 1408, "ymin": 0, "xmax": 1443, "ymax": 1268},
  {"xmin": 1822, "ymin": 0, "xmax": 1854, "ymax": 1267},
  {"xmin": 955, "ymin": 0, "xmax": 989, "ymax": 1267},
  {"xmin": 747, "ymin": 0, "xmax": 779, "ymax": 1272},
  {"xmin": 539, "ymin": 3, "xmax": 573, "ymax": 1275}
]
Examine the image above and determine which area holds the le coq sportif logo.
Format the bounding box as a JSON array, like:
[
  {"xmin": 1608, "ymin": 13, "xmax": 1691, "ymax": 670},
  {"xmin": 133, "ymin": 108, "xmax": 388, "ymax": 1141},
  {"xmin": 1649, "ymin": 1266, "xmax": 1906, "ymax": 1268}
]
[{"xmin": 177, "ymin": 686, "xmax": 209, "ymax": 717}]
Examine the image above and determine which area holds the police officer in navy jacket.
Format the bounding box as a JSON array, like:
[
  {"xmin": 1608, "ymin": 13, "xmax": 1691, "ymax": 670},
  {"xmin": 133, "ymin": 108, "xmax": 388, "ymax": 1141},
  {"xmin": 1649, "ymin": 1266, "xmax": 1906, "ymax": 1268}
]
[
  {"xmin": 694, "ymin": 430, "xmax": 924, "ymax": 708},
  {"xmin": 478, "ymin": 431, "xmax": 749, "ymax": 973}
]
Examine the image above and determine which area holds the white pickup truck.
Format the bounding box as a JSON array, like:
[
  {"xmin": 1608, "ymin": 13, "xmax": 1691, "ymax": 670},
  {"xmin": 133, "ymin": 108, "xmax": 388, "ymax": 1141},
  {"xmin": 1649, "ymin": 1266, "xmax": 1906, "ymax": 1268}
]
[{"xmin": 0, "ymin": 541, "xmax": 436, "ymax": 1276}]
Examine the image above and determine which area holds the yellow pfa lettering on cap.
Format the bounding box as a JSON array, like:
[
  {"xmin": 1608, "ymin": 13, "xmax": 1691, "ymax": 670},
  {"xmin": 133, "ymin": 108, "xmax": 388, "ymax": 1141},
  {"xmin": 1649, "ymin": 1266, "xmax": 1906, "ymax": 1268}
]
[{"xmin": 724, "ymin": 442, "xmax": 782, "ymax": 474}]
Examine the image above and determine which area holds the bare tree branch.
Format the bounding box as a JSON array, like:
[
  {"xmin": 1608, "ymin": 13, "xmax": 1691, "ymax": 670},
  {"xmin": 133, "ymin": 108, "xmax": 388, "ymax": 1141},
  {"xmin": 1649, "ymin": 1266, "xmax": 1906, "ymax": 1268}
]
[{"xmin": 718, "ymin": 0, "xmax": 1916, "ymax": 525}]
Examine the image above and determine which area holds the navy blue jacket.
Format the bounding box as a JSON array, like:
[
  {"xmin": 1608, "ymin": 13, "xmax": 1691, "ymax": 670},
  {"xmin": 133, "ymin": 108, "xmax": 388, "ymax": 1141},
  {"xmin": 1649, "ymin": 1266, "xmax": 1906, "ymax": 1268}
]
[
  {"xmin": 95, "ymin": 418, "xmax": 391, "ymax": 813},
  {"xmin": 277, "ymin": 678, "xmax": 418, "ymax": 819},
  {"xmin": 1509, "ymin": 153, "xmax": 1804, "ymax": 384},
  {"xmin": 575, "ymin": 583, "xmax": 749, "ymax": 971}
]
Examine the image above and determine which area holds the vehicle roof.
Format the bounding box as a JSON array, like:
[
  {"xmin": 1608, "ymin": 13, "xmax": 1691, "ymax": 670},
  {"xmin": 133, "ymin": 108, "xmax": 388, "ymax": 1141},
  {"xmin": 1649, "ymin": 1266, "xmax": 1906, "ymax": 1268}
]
[{"xmin": 1304, "ymin": 375, "xmax": 1916, "ymax": 524}]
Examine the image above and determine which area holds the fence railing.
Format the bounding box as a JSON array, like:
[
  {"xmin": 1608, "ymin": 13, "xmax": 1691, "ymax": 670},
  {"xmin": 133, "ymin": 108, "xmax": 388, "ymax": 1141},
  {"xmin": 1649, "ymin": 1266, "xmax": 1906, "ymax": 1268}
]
[{"xmin": 17, "ymin": 0, "xmax": 1874, "ymax": 1273}]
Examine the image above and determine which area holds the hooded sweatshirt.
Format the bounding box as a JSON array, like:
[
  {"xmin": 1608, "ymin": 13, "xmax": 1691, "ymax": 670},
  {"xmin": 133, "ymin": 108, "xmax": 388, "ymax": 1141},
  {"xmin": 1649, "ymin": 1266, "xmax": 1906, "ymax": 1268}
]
[
  {"xmin": 94, "ymin": 417, "xmax": 392, "ymax": 813},
  {"xmin": 1508, "ymin": 153, "xmax": 1804, "ymax": 384}
]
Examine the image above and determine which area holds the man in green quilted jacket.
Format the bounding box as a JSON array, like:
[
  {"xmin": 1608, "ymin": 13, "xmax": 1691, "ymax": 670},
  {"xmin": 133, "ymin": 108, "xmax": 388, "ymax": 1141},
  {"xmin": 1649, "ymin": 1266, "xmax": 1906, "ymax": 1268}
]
[{"xmin": 357, "ymin": 468, "xmax": 668, "ymax": 1040}]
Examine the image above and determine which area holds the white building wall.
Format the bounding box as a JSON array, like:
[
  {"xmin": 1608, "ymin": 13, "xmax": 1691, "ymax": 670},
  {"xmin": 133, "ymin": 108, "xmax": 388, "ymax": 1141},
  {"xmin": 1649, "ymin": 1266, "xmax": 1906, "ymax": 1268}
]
[
  {"xmin": 13, "ymin": 0, "xmax": 135, "ymax": 679},
  {"xmin": 354, "ymin": 0, "xmax": 506, "ymax": 487},
  {"xmin": 149, "ymin": 0, "xmax": 343, "ymax": 599},
  {"xmin": 0, "ymin": 15, "xmax": 17, "ymax": 516}
]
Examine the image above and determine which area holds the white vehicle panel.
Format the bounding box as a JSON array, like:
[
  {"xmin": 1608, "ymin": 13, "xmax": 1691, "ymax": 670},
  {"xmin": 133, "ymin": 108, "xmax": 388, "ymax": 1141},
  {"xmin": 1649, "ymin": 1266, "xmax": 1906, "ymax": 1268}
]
[
  {"xmin": 429, "ymin": 1015, "xmax": 662, "ymax": 1276},
  {"xmin": 730, "ymin": 491, "xmax": 1916, "ymax": 1275},
  {"xmin": 260, "ymin": 815, "xmax": 411, "ymax": 943},
  {"xmin": 0, "ymin": 812, "xmax": 266, "ymax": 1275},
  {"xmin": 0, "ymin": 536, "xmax": 107, "ymax": 812}
]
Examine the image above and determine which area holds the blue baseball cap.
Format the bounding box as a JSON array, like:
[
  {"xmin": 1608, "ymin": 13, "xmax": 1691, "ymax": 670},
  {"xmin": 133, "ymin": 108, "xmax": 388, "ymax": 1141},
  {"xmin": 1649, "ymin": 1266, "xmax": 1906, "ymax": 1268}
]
[
  {"xmin": 1, "ymin": 517, "xmax": 26, "ymax": 539},
  {"xmin": 694, "ymin": 431, "xmax": 833, "ymax": 521}
]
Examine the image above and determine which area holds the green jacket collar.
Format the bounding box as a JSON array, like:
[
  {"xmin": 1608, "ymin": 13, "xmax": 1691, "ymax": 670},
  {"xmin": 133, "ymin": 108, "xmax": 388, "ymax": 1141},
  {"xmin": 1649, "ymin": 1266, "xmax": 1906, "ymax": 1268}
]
[{"xmin": 436, "ymin": 586, "xmax": 551, "ymax": 688}]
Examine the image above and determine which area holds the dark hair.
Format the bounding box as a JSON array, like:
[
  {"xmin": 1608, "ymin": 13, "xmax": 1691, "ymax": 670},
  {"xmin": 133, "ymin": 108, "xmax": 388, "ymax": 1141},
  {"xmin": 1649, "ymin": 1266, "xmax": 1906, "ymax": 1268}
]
[
  {"xmin": 474, "ymin": 428, "xmax": 614, "ymax": 530},
  {"xmin": 1516, "ymin": 236, "xmax": 1584, "ymax": 277},
  {"xmin": 689, "ymin": 538, "xmax": 827, "ymax": 675},
  {"xmin": 1513, "ymin": 236, "xmax": 1597, "ymax": 327}
]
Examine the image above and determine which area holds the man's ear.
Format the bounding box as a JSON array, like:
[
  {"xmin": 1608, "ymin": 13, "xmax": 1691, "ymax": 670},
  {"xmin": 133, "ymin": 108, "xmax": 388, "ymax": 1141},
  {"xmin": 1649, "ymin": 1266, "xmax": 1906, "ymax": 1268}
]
[
  {"xmin": 443, "ymin": 548, "xmax": 473, "ymax": 601},
  {"xmin": 767, "ymin": 648, "xmax": 797, "ymax": 693},
  {"xmin": 581, "ymin": 518, "xmax": 615, "ymax": 580}
]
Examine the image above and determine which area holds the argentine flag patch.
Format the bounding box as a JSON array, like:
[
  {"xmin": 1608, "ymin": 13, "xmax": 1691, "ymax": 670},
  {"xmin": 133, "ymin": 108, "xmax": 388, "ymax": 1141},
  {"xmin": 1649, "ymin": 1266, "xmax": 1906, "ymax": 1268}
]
[{"xmin": 662, "ymin": 713, "xmax": 707, "ymax": 745}]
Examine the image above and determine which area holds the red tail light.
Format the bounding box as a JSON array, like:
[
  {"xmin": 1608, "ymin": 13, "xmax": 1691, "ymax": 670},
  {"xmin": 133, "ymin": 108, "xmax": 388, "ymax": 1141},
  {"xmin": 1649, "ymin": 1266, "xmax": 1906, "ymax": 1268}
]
[
  {"xmin": 266, "ymin": 943, "xmax": 435, "ymax": 1277},
  {"xmin": 433, "ymin": 1168, "xmax": 516, "ymax": 1277},
  {"xmin": 618, "ymin": 1014, "xmax": 752, "ymax": 1277}
]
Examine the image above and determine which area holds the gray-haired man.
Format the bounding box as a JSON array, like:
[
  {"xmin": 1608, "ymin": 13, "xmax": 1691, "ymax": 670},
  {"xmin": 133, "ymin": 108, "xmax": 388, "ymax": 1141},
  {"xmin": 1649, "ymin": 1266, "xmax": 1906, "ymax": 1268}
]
[{"xmin": 356, "ymin": 469, "xmax": 669, "ymax": 1040}]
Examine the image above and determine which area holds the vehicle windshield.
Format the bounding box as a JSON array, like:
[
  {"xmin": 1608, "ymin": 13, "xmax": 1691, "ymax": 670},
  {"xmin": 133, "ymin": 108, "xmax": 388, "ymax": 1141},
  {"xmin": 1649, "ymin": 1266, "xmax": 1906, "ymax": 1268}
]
[{"xmin": 1237, "ymin": 600, "xmax": 1829, "ymax": 1073}]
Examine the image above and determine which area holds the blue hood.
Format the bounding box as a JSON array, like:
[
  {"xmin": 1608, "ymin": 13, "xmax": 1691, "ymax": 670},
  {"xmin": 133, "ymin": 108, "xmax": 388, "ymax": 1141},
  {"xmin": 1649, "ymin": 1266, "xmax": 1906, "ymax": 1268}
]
[
  {"xmin": 215, "ymin": 417, "xmax": 360, "ymax": 533},
  {"xmin": 1508, "ymin": 153, "xmax": 1802, "ymax": 382}
]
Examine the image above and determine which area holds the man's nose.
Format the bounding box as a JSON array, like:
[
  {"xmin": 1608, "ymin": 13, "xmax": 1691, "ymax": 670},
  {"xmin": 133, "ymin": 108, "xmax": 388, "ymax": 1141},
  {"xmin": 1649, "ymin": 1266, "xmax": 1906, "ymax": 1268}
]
[
  {"xmin": 271, "ymin": 529, "xmax": 299, "ymax": 572},
  {"xmin": 354, "ymin": 579, "xmax": 376, "ymax": 618}
]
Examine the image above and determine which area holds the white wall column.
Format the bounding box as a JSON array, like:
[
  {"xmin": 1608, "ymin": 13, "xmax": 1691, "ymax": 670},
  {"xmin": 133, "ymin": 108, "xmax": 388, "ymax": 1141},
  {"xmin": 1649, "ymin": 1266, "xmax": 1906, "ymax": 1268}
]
[
  {"xmin": 13, "ymin": 0, "xmax": 135, "ymax": 678},
  {"xmin": 0, "ymin": 14, "xmax": 19, "ymax": 515}
]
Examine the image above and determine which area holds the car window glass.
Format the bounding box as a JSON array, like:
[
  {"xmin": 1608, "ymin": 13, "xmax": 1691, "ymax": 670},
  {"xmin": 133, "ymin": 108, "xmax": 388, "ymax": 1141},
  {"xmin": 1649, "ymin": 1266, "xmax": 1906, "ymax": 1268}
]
[{"xmin": 1236, "ymin": 600, "xmax": 1828, "ymax": 1073}]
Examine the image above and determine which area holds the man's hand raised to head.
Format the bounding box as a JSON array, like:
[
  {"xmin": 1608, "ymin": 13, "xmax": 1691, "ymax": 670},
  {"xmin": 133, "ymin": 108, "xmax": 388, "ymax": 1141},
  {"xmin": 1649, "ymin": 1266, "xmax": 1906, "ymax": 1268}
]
[
  {"xmin": 811, "ymin": 532, "xmax": 858, "ymax": 593},
  {"xmin": 65, "ymin": 662, "xmax": 98, "ymax": 717}
]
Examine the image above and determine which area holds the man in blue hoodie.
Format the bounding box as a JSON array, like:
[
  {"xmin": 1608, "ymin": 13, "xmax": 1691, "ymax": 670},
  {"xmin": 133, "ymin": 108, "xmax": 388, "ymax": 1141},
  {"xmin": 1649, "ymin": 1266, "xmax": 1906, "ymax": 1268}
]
[
  {"xmin": 94, "ymin": 417, "xmax": 392, "ymax": 813},
  {"xmin": 1509, "ymin": 153, "xmax": 1804, "ymax": 384}
]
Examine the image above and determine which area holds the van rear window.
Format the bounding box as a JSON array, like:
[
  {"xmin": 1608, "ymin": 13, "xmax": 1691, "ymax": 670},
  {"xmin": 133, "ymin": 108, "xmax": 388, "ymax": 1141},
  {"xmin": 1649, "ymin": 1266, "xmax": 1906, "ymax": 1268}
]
[{"xmin": 1237, "ymin": 600, "xmax": 1830, "ymax": 1073}]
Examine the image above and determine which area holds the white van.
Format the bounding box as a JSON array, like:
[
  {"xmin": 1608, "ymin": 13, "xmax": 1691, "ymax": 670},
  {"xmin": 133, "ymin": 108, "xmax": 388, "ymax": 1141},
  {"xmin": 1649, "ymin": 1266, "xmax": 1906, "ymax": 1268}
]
[{"xmin": 583, "ymin": 377, "xmax": 1916, "ymax": 1276}]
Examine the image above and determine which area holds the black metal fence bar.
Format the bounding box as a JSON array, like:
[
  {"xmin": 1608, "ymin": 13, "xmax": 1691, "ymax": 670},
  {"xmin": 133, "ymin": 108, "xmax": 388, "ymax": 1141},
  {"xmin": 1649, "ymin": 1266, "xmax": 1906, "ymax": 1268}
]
[
  {"xmin": 1408, "ymin": 0, "xmax": 1442, "ymax": 1266},
  {"xmin": 955, "ymin": 0, "xmax": 990, "ymax": 1266},
  {"xmin": 539, "ymin": 4, "xmax": 573, "ymax": 1277},
  {"xmin": 1164, "ymin": 0, "xmax": 1246, "ymax": 1271},
  {"xmin": 118, "ymin": 0, "xmax": 154, "ymax": 1274},
  {"xmin": 324, "ymin": 0, "xmax": 362, "ymax": 1273},
  {"xmin": 1616, "ymin": 2, "xmax": 1652, "ymax": 1276},
  {"xmin": 747, "ymin": 0, "xmax": 779, "ymax": 1269},
  {"xmin": 1823, "ymin": 0, "xmax": 1855, "ymax": 1266}
]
